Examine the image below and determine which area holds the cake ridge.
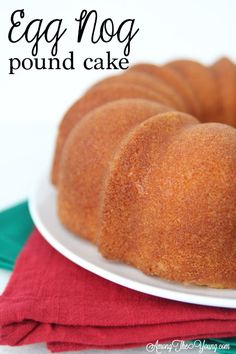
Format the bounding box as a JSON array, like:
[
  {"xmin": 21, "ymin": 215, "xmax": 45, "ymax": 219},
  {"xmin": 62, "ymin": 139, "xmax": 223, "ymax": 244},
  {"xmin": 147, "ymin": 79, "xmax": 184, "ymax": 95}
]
[{"xmin": 52, "ymin": 58, "xmax": 236, "ymax": 289}]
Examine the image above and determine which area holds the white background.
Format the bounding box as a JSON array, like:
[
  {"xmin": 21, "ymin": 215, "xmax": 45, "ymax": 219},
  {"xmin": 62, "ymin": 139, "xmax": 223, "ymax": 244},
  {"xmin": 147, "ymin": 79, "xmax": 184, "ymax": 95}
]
[
  {"xmin": 0, "ymin": 0, "xmax": 236, "ymax": 353},
  {"xmin": 1, "ymin": 0, "xmax": 236, "ymax": 208}
]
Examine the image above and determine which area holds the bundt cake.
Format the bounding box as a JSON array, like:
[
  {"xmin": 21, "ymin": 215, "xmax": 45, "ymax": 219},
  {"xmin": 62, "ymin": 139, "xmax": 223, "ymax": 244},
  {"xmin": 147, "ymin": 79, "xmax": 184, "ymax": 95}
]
[{"xmin": 52, "ymin": 58, "xmax": 236, "ymax": 289}]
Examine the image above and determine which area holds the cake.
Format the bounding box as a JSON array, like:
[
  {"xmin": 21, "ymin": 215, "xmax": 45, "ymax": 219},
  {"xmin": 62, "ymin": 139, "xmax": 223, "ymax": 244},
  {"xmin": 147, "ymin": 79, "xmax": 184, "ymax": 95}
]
[{"xmin": 52, "ymin": 58, "xmax": 236, "ymax": 289}]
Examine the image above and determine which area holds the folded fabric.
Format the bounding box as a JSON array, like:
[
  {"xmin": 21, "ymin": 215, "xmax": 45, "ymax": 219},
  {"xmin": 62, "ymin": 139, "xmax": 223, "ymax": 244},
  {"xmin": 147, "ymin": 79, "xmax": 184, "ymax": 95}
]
[
  {"xmin": 1, "ymin": 229, "xmax": 236, "ymax": 353},
  {"xmin": 0, "ymin": 201, "xmax": 33, "ymax": 270}
]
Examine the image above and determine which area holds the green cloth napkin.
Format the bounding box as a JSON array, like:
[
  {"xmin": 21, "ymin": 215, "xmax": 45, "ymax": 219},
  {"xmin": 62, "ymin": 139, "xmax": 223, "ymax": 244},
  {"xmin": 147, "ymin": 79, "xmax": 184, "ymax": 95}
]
[
  {"xmin": 203, "ymin": 338, "xmax": 236, "ymax": 354},
  {"xmin": 190, "ymin": 338, "xmax": 236, "ymax": 353},
  {"xmin": 0, "ymin": 201, "xmax": 34, "ymax": 270}
]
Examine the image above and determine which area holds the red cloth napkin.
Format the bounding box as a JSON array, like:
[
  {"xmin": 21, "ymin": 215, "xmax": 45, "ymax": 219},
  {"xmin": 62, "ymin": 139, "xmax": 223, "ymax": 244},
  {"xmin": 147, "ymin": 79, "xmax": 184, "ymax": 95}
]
[{"xmin": 0, "ymin": 229, "xmax": 236, "ymax": 353}]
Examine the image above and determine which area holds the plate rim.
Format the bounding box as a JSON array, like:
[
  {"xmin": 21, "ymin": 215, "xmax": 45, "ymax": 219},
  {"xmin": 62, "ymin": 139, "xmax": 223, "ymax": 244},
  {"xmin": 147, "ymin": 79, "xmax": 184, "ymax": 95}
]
[{"xmin": 29, "ymin": 172, "xmax": 236, "ymax": 309}]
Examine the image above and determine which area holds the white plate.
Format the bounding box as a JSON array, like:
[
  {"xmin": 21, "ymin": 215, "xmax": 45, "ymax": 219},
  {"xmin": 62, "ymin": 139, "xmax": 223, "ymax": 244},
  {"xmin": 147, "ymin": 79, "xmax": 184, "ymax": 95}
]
[{"xmin": 29, "ymin": 173, "xmax": 236, "ymax": 308}]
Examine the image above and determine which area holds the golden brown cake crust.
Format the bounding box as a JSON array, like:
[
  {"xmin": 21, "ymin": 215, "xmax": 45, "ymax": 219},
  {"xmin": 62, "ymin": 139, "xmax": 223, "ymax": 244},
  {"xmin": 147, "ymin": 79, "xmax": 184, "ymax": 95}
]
[
  {"xmin": 94, "ymin": 71, "xmax": 188, "ymax": 111},
  {"xmin": 211, "ymin": 58, "xmax": 236, "ymax": 128},
  {"xmin": 53, "ymin": 57, "xmax": 236, "ymax": 289},
  {"xmin": 129, "ymin": 63, "xmax": 200, "ymax": 116},
  {"xmin": 165, "ymin": 59, "xmax": 220, "ymax": 122},
  {"xmin": 57, "ymin": 99, "xmax": 173, "ymax": 243},
  {"xmin": 51, "ymin": 83, "xmax": 173, "ymax": 185},
  {"xmin": 99, "ymin": 113, "xmax": 236, "ymax": 288}
]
